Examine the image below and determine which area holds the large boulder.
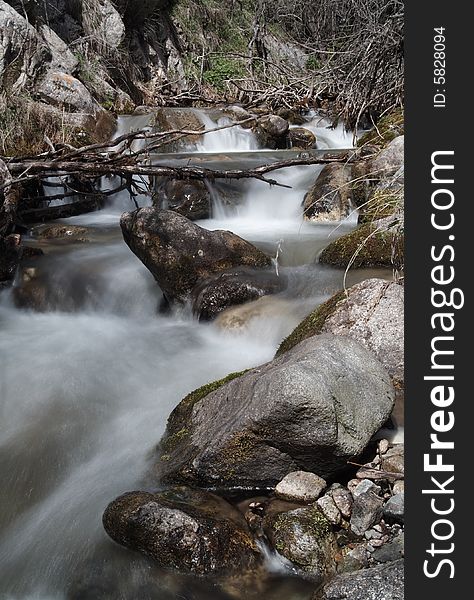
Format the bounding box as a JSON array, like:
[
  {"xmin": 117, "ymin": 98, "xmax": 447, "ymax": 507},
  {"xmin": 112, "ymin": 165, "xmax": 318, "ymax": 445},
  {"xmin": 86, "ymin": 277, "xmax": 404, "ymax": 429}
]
[
  {"xmin": 157, "ymin": 334, "xmax": 394, "ymax": 487},
  {"xmin": 265, "ymin": 505, "xmax": 337, "ymax": 583},
  {"xmin": 279, "ymin": 279, "xmax": 403, "ymax": 388},
  {"xmin": 120, "ymin": 208, "xmax": 271, "ymax": 305},
  {"xmin": 254, "ymin": 115, "xmax": 289, "ymax": 149},
  {"xmin": 191, "ymin": 267, "xmax": 286, "ymax": 321},
  {"xmin": 314, "ymin": 559, "xmax": 404, "ymax": 600},
  {"xmin": 102, "ymin": 487, "xmax": 262, "ymax": 576},
  {"xmin": 303, "ymin": 164, "xmax": 353, "ymax": 222}
]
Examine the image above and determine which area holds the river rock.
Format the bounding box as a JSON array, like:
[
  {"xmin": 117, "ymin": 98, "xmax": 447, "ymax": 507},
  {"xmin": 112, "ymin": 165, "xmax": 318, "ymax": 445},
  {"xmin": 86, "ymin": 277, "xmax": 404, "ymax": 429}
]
[
  {"xmin": 316, "ymin": 495, "xmax": 341, "ymax": 526},
  {"xmin": 383, "ymin": 494, "xmax": 404, "ymax": 524},
  {"xmin": 277, "ymin": 279, "xmax": 404, "ymax": 398},
  {"xmin": 328, "ymin": 484, "xmax": 353, "ymax": 519},
  {"xmin": 350, "ymin": 489, "xmax": 384, "ymax": 536},
  {"xmin": 265, "ymin": 505, "xmax": 337, "ymax": 583},
  {"xmin": 153, "ymin": 108, "xmax": 204, "ymax": 150},
  {"xmin": 158, "ymin": 178, "xmax": 211, "ymax": 221},
  {"xmin": 370, "ymin": 136, "xmax": 404, "ymax": 178},
  {"xmin": 275, "ymin": 471, "xmax": 327, "ymax": 503},
  {"xmin": 32, "ymin": 224, "xmax": 89, "ymax": 240},
  {"xmin": 303, "ymin": 164, "xmax": 353, "ymax": 222},
  {"xmin": 289, "ymin": 127, "xmax": 316, "ymax": 149},
  {"xmin": 315, "ymin": 559, "xmax": 404, "ymax": 600},
  {"xmin": 191, "ymin": 267, "xmax": 286, "ymax": 321},
  {"xmin": 120, "ymin": 208, "xmax": 271, "ymax": 305},
  {"xmin": 0, "ymin": 234, "xmax": 21, "ymax": 286},
  {"xmin": 381, "ymin": 445, "xmax": 404, "ymax": 475},
  {"xmin": 157, "ymin": 334, "xmax": 395, "ymax": 487},
  {"xmin": 254, "ymin": 115, "xmax": 289, "ymax": 149},
  {"xmin": 319, "ymin": 215, "xmax": 404, "ymax": 270},
  {"xmin": 372, "ymin": 533, "xmax": 404, "ymax": 563},
  {"xmin": 36, "ymin": 71, "xmax": 103, "ymax": 115},
  {"xmin": 102, "ymin": 487, "xmax": 262, "ymax": 576}
]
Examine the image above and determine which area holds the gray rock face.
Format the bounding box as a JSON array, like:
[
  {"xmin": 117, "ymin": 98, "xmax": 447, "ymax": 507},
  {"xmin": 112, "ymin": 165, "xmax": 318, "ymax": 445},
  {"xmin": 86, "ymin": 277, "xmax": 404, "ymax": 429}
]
[
  {"xmin": 120, "ymin": 207, "xmax": 271, "ymax": 306},
  {"xmin": 157, "ymin": 334, "xmax": 395, "ymax": 487},
  {"xmin": 83, "ymin": 0, "xmax": 125, "ymax": 49},
  {"xmin": 255, "ymin": 115, "xmax": 289, "ymax": 149},
  {"xmin": 303, "ymin": 164, "xmax": 353, "ymax": 222},
  {"xmin": 102, "ymin": 487, "xmax": 262, "ymax": 576},
  {"xmin": 275, "ymin": 471, "xmax": 327, "ymax": 503},
  {"xmin": 37, "ymin": 71, "xmax": 103, "ymax": 114},
  {"xmin": 316, "ymin": 559, "xmax": 404, "ymax": 600},
  {"xmin": 320, "ymin": 278, "xmax": 404, "ymax": 402},
  {"xmin": 266, "ymin": 505, "xmax": 337, "ymax": 583},
  {"xmin": 191, "ymin": 267, "xmax": 286, "ymax": 321},
  {"xmin": 0, "ymin": 1, "xmax": 49, "ymax": 91},
  {"xmin": 371, "ymin": 136, "xmax": 404, "ymax": 178},
  {"xmin": 39, "ymin": 24, "xmax": 78, "ymax": 73}
]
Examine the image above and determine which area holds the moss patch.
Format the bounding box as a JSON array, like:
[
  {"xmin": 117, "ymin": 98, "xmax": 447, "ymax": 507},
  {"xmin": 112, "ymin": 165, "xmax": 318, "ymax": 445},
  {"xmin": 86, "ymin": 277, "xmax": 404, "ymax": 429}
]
[
  {"xmin": 165, "ymin": 369, "xmax": 250, "ymax": 437},
  {"xmin": 319, "ymin": 222, "xmax": 404, "ymax": 270},
  {"xmin": 357, "ymin": 108, "xmax": 404, "ymax": 148},
  {"xmin": 276, "ymin": 290, "xmax": 346, "ymax": 357}
]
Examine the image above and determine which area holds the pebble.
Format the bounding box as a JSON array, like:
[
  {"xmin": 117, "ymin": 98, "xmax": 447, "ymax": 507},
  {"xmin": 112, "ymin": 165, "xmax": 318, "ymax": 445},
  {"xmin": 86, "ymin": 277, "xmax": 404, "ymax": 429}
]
[
  {"xmin": 378, "ymin": 439, "xmax": 390, "ymax": 454},
  {"xmin": 317, "ymin": 494, "xmax": 342, "ymax": 525},
  {"xmin": 328, "ymin": 484, "xmax": 353, "ymax": 519},
  {"xmin": 384, "ymin": 493, "xmax": 404, "ymax": 524},
  {"xmin": 275, "ymin": 471, "xmax": 327, "ymax": 503},
  {"xmin": 350, "ymin": 491, "xmax": 384, "ymax": 536},
  {"xmin": 353, "ymin": 479, "xmax": 381, "ymax": 498},
  {"xmin": 393, "ymin": 480, "xmax": 405, "ymax": 495}
]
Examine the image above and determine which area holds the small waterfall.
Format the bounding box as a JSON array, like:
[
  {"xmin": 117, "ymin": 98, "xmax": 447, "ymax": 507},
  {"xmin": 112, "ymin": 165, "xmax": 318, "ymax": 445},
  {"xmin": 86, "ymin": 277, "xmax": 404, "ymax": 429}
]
[{"xmin": 194, "ymin": 110, "xmax": 259, "ymax": 153}]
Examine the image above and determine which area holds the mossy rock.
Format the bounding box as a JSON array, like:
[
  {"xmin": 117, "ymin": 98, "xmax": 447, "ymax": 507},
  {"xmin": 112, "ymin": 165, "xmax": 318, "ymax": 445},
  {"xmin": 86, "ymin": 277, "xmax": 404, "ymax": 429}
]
[
  {"xmin": 265, "ymin": 505, "xmax": 337, "ymax": 582},
  {"xmin": 161, "ymin": 370, "xmax": 249, "ymax": 452},
  {"xmin": 319, "ymin": 222, "xmax": 404, "ymax": 270},
  {"xmin": 276, "ymin": 291, "xmax": 346, "ymax": 357},
  {"xmin": 357, "ymin": 108, "xmax": 404, "ymax": 149}
]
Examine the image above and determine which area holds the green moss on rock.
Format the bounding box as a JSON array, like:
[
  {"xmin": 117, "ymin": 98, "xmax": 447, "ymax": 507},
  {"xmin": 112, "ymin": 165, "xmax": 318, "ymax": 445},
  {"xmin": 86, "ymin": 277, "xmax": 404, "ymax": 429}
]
[
  {"xmin": 276, "ymin": 290, "xmax": 346, "ymax": 357},
  {"xmin": 164, "ymin": 369, "xmax": 249, "ymax": 439},
  {"xmin": 357, "ymin": 108, "xmax": 405, "ymax": 148},
  {"xmin": 319, "ymin": 222, "xmax": 404, "ymax": 270}
]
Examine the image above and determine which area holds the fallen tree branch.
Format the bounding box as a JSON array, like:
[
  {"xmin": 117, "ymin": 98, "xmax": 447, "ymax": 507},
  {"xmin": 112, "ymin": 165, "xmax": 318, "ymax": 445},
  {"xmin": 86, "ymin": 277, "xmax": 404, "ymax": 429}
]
[{"xmin": 4, "ymin": 153, "xmax": 355, "ymax": 191}]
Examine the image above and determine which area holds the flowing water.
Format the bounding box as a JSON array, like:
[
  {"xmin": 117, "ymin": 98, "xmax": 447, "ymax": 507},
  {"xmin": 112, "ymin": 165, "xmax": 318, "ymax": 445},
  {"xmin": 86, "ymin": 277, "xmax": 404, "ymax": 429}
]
[{"xmin": 0, "ymin": 110, "xmax": 391, "ymax": 599}]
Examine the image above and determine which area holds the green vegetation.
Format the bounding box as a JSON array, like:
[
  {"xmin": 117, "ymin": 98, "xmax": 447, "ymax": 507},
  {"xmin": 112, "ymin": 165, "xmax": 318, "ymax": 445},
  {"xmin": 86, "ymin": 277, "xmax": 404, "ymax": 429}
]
[
  {"xmin": 358, "ymin": 107, "xmax": 405, "ymax": 148},
  {"xmin": 203, "ymin": 57, "xmax": 245, "ymax": 90}
]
